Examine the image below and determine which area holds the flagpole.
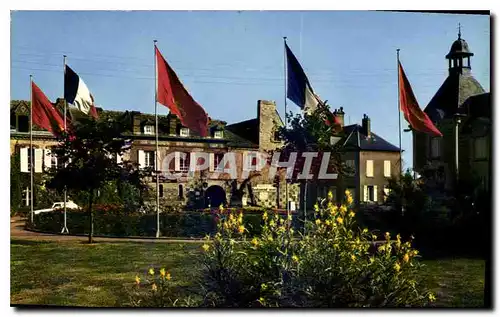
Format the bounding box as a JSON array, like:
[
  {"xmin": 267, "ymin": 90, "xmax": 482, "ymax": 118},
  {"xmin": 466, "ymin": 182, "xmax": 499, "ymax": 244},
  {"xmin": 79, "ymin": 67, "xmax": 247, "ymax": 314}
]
[
  {"xmin": 62, "ymin": 55, "xmax": 69, "ymax": 234},
  {"xmin": 29, "ymin": 75, "xmax": 34, "ymax": 223},
  {"xmin": 397, "ymin": 49, "xmax": 403, "ymax": 177},
  {"xmin": 397, "ymin": 48, "xmax": 405, "ymax": 217},
  {"xmin": 283, "ymin": 36, "xmax": 289, "ymax": 216},
  {"xmin": 154, "ymin": 40, "xmax": 160, "ymax": 239}
]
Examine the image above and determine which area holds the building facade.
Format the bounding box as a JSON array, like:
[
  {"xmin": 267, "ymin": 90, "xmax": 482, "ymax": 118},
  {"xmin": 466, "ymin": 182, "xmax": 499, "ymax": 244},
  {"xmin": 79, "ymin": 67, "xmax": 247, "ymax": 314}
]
[{"xmin": 412, "ymin": 32, "xmax": 491, "ymax": 191}]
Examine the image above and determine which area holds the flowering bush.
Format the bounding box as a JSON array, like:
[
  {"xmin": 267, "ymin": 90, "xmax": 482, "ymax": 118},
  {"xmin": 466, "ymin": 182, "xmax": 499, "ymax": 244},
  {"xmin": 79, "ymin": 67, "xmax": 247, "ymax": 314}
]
[{"xmin": 199, "ymin": 190, "xmax": 436, "ymax": 307}]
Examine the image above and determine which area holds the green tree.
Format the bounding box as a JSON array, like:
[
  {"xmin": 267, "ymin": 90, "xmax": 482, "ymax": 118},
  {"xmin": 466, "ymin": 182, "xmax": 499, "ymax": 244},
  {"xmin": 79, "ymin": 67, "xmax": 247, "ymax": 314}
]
[{"xmin": 46, "ymin": 116, "xmax": 148, "ymax": 243}]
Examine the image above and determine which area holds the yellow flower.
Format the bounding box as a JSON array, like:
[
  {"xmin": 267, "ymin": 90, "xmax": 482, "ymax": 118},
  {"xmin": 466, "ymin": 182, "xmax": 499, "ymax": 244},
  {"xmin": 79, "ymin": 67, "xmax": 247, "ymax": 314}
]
[
  {"xmin": 269, "ymin": 219, "xmax": 276, "ymax": 227},
  {"xmin": 428, "ymin": 293, "xmax": 436, "ymax": 302},
  {"xmin": 151, "ymin": 283, "xmax": 158, "ymax": 292},
  {"xmin": 314, "ymin": 203, "xmax": 319, "ymax": 212},
  {"xmin": 166, "ymin": 272, "xmax": 171, "ymax": 281},
  {"xmin": 348, "ymin": 211, "xmax": 355, "ymax": 218},
  {"xmin": 251, "ymin": 237, "xmax": 259, "ymax": 247},
  {"xmin": 363, "ymin": 228, "xmax": 368, "ymax": 233},
  {"xmin": 403, "ymin": 253, "xmax": 410, "ymax": 263},
  {"xmin": 135, "ymin": 275, "xmax": 141, "ymax": 285},
  {"xmin": 344, "ymin": 189, "xmax": 351, "ymax": 197},
  {"xmin": 339, "ymin": 205, "xmax": 347, "ymax": 215},
  {"xmin": 328, "ymin": 191, "xmax": 333, "ymax": 200},
  {"xmin": 372, "ymin": 234, "xmax": 377, "ymax": 240},
  {"xmin": 351, "ymin": 254, "xmax": 356, "ymax": 261},
  {"xmin": 202, "ymin": 244, "xmax": 210, "ymax": 252},
  {"xmin": 412, "ymin": 250, "xmax": 419, "ymax": 256},
  {"xmin": 369, "ymin": 257, "xmax": 375, "ymax": 264},
  {"xmin": 347, "ymin": 196, "xmax": 353, "ymax": 205},
  {"xmin": 160, "ymin": 268, "xmax": 166, "ymax": 277},
  {"xmin": 261, "ymin": 283, "xmax": 268, "ymax": 291},
  {"xmin": 292, "ymin": 255, "xmax": 299, "ymax": 263},
  {"xmin": 394, "ymin": 262, "xmax": 401, "ymax": 272},
  {"xmin": 223, "ymin": 222, "xmax": 229, "ymax": 230},
  {"xmin": 378, "ymin": 245, "xmax": 386, "ymax": 252},
  {"xmin": 238, "ymin": 225, "xmax": 245, "ymax": 234},
  {"xmin": 315, "ymin": 219, "xmax": 321, "ymax": 226},
  {"xmin": 263, "ymin": 212, "xmax": 268, "ymax": 220},
  {"xmin": 336, "ymin": 217, "xmax": 343, "ymax": 224},
  {"xmin": 229, "ymin": 214, "xmax": 234, "ymax": 222},
  {"xmin": 148, "ymin": 268, "xmax": 155, "ymax": 276},
  {"xmin": 238, "ymin": 213, "xmax": 243, "ymax": 224},
  {"xmin": 219, "ymin": 204, "xmax": 224, "ymax": 211},
  {"xmin": 267, "ymin": 235, "xmax": 273, "ymax": 242},
  {"xmin": 325, "ymin": 219, "xmax": 331, "ymax": 226},
  {"xmin": 385, "ymin": 232, "xmax": 390, "ymax": 240}
]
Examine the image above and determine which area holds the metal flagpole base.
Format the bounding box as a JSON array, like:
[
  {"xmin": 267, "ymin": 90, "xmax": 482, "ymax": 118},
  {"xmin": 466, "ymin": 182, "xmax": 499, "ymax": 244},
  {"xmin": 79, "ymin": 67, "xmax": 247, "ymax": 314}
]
[{"xmin": 61, "ymin": 226, "xmax": 69, "ymax": 234}]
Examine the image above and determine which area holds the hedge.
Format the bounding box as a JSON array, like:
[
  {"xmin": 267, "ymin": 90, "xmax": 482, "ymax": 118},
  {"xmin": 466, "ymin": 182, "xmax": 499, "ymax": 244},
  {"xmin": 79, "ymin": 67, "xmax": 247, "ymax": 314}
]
[{"xmin": 27, "ymin": 209, "xmax": 301, "ymax": 238}]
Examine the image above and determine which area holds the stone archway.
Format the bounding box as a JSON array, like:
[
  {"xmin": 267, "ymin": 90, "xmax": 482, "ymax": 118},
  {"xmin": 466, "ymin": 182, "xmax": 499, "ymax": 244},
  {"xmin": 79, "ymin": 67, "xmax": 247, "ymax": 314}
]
[{"xmin": 205, "ymin": 185, "xmax": 226, "ymax": 208}]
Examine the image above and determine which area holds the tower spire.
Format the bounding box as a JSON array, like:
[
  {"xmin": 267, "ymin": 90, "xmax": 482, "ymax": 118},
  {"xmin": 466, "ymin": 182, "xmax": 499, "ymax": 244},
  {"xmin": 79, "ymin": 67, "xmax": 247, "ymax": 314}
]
[{"xmin": 458, "ymin": 23, "xmax": 461, "ymax": 39}]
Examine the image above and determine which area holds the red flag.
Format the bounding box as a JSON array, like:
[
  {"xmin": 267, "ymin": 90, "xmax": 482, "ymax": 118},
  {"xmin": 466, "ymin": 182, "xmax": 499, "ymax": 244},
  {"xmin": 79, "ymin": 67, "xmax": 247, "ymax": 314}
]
[
  {"xmin": 155, "ymin": 46, "xmax": 209, "ymax": 137},
  {"xmin": 398, "ymin": 61, "xmax": 442, "ymax": 137},
  {"xmin": 31, "ymin": 81, "xmax": 65, "ymax": 136}
]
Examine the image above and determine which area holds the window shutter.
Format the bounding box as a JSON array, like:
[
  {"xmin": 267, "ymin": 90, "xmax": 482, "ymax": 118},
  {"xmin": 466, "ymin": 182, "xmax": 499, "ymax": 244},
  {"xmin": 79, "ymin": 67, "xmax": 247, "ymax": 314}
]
[
  {"xmin": 138, "ymin": 150, "xmax": 145, "ymax": 169},
  {"xmin": 209, "ymin": 153, "xmax": 215, "ymax": 172},
  {"xmin": 373, "ymin": 185, "xmax": 378, "ymax": 202},
  {"xmin": 384, "ymin": 160, "xmax": 391, "ymax": 177},
  {"xmin": 44, "ymin": 149, "xmax": 52, "ymax": 171},
  {"xmin": 363, "ymin": 185, "xmax": 368, "ymax": 202},
  {"xmin": 174, "ymin": 152, "xmax": 180, "ymax": 171},
  {"xmin": 34, "ymin": 149, "xmax": 43, "ymax": 173},
  {"xmin": 366, "ymin": 160, "xmax": 373, "ymax": 177},
  {"xmin": 20, "ymin": 147, "xmax": 28, "ymax": 173}
]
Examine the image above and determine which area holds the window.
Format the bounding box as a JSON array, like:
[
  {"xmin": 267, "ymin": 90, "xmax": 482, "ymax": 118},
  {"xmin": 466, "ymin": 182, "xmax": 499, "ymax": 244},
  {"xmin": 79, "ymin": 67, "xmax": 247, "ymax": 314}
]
[
  {"xmin": 180, "ymin": 128, "xmax": 190, "ymax": 137},
  {"xmin": 366, "ymin": 160, "xmax": 374, "ymax": 177},
  {"xmin": 364, "ymin": 185, "xmax": 377, "ymax": 202},
  {"xmin": 430, "ymin": 137, "xmax": 441, "ymax": 158},
  {"xmin": 22, "ymin": 187, "xmax": 31, "ymax": 206},
  {"xmin": 159, "ymin": 184, "xmax": 164, "ymax": 198},
  {"xmin": 245, "ymin": 152, "xmax": 259, "ymax": 171},
  {"xmin": 144, "ymin": 151, "xmax": 155, "ymax": 168},
  {"xmin": 214, "ymin": 153, "xmax": 225, "ymax": 171},
  {"xmin": 345, "ymin": 159, "xmax": 355, "ymax": 176},
  {"xmin": 383, "ymin": 186, "xmax": 391, "ymax": 202},
  {"xmin": 179, "ymin": 153, "xmax": 189, "ymax": 172},
  {"xmin": 143, "ymin": 125, "xmax": 154, "ymax": 135},
  {"xmin": 18, "ymin": 115, "xmax": 29, "ymax": 132},
  {"xmin": 384, "ymin": 160, "xmax": 391, "ymax": 177},
  {"xmin": 214, "ymin": 131, "xmax": 223, "ymax": 139},
  {"xmin": 474, "ymin": 137, "xmax": 487, "ymax": 160}
]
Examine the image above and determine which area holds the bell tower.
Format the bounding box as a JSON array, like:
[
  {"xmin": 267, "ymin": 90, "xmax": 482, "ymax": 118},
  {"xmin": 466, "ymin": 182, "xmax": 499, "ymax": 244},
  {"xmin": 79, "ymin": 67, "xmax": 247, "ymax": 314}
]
[{"xmin": 445, "ymin": 24, "xmax": 474, "ymax": 75}]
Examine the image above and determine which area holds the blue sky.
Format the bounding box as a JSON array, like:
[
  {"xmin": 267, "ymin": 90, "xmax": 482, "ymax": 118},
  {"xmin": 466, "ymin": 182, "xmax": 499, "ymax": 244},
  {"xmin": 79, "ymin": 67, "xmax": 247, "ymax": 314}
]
[{"xmin": 10, "ymin": 11, "xmax": 490, "ymax": 169}]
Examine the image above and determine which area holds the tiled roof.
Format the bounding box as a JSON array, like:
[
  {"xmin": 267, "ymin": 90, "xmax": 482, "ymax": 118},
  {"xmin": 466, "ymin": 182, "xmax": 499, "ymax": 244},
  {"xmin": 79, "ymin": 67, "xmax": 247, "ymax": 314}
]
[
  {"xmin": 225, "ymin": 118, "xmax": 259, "ymax": 145},
  {"xmin": 424, "ymin": 71, "xmax": 485, "ymax": 123},
  {"xmin": 340, "ymin": 124, "xmax": 400, "ymax": 152}
]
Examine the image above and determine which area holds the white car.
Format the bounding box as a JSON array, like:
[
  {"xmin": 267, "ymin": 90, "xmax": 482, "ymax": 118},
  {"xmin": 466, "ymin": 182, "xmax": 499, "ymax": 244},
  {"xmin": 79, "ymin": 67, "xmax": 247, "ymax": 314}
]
[{"xmin": 33, "ymin": 201, "xmax": 80, "ymax": 215}]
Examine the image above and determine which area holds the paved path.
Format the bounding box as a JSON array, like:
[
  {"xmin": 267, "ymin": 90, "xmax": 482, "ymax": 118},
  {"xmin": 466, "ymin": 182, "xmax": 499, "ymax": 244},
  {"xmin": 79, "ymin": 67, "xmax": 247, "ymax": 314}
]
[{"xmin": 10, "ymin": 216, "xmax": 206, "ymax": 243}]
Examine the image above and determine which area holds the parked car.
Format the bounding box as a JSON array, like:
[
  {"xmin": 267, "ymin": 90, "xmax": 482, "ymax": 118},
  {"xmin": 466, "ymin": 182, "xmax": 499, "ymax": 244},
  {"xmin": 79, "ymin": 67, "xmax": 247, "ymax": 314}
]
[{"xmin": 33, "ymin": 201, "xmax": 80, "ymax": 215}]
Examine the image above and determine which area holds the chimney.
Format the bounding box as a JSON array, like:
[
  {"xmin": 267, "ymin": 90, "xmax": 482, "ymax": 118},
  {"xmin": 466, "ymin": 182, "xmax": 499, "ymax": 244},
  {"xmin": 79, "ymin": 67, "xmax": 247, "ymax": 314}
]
[
  {"xmin": 132, "ymin": 111, "xmax": 142, "ymax": 134},
  {"xmin": 333, "ymin": 106, "xmax": 345, "ymax": 127},
  {"xmin": 168, "ymin": 113, "xmax": 178, "ymax": 135},
  {"xmin": 362, "ymin": 114, "xmax": 371, "ymax": 137}
]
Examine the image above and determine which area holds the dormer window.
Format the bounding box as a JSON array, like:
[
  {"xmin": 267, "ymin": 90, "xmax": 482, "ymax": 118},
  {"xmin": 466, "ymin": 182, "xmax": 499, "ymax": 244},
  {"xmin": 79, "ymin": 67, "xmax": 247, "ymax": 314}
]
[
  {"xmin": 214, "ymin": 131, "xmax": 223, "ymax": 139},
  {"xmin": 144, "ymin": 125, "xmax": 154, "ymax": 135},
  {"xmin": 180, "ymin": 128, "xmax": 189, "ymax": 137}
]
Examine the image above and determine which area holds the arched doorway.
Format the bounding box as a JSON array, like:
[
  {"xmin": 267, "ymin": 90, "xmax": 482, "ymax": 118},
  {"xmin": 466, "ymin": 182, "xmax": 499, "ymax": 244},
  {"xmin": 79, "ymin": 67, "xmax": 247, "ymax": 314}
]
[{"xmin": 205, "ymin": 185, "xmax": 226, "ymax": 208}]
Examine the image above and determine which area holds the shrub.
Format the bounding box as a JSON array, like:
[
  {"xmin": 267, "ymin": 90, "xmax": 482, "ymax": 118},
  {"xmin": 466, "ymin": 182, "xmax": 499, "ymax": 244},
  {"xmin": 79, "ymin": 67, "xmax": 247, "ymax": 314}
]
[{"xmin": 198, "ymin": 190, "xmax": 435, "ymax": 308}]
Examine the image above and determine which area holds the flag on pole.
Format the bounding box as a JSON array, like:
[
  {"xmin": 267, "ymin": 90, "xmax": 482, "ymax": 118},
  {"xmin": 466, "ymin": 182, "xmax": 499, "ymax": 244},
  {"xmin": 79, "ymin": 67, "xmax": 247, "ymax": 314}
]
[
  {"xmin": 285, "ymin": 42, "xmax": 322, "ymax": 113},
  {"xmin": 65, "ymin": 65, "xmax": 99, "ymax": 119},
  {"xmin": 31, "ymin": 81, "xmax": 65, "ymax": 136},
  {"xmin": 155, "ymin": 46, "xmax": 209, "ymax": 137},
  {"xmin": 398, "ymin": 61, "xmax": 442, "ymax": 137}
]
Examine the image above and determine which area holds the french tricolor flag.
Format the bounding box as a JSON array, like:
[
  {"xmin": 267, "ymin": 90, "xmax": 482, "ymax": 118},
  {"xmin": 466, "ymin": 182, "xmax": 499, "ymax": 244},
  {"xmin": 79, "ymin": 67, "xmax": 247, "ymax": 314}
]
[
  {"xmin": 64, "ymin": 65, "xmax": 99, "ymax": 119},
  {"xmin": 285, "ymin": 42, "xmax": 322, "ymax": 113}
]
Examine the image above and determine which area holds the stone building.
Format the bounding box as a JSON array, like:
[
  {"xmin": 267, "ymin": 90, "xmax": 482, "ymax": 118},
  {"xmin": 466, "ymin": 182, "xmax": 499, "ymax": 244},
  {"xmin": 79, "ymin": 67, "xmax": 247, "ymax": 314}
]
[
  {"xmin": 10, "ymin": 98, "xmax": 300, "ymax": 210},
  {"xmin": 305, "ymin": 112, "xmax": 401, "ymax": 207},
  {"xmin": 412, "ymin": 31, "xmax": 491, "ymax": 191}
]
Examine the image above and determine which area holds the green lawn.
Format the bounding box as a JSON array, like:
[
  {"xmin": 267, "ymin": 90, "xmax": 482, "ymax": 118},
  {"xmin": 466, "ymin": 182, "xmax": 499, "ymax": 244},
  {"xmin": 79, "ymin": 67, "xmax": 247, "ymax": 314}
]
[{"xmin": 10, "ymin": 239, "xmax": 486, "ymax": 307}]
